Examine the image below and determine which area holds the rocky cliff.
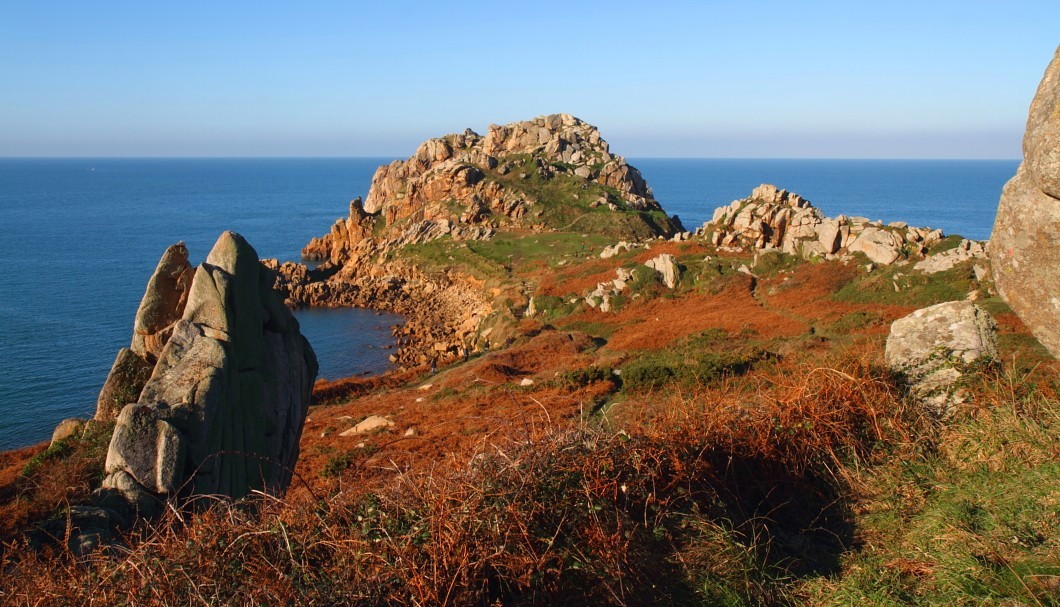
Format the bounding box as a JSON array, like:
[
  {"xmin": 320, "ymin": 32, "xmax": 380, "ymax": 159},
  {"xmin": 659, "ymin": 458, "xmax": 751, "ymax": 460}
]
[
  {"xmin": 286, "ymin": 115, "xmax": 683, "ymax": 369},
  {"xmin": 302, "ymin": 114, "xmax": 681, "ymax": 264},
  {"xmin": 989, "ymin": 46, "xmax": 1060, "ymax": 359}
]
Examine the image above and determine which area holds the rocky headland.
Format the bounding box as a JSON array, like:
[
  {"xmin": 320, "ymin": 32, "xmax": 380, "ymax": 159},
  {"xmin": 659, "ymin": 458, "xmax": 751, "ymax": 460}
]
[
  {"xmin": 3, "ymin": 52, "xmax": 1060, "ymax": 604},
  {"xmin": 271, "ymin": 114, "xmax": 684, "ymax": 370}
]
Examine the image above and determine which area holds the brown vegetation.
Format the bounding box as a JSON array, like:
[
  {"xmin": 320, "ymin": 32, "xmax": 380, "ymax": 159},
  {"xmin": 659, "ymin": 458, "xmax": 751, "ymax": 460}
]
[{"xmin": 2, "ymin": 355, "xmax": 917, "ymax": 605}]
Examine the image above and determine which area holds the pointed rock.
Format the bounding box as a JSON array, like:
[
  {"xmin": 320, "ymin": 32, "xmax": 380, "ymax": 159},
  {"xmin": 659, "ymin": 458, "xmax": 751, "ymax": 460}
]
[
  {"xmin": 102, "ymin": 232, "xmax": 317, "ymax": 508},
  {"xmin": 131, "ymin": 243, "xmax": 194, "ymax": 362}
]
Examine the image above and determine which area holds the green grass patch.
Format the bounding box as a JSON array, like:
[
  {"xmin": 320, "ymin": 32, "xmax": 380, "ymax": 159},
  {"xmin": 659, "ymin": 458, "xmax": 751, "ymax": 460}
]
[
  {"xmin": 490, "ymin": 154, "xmax": 680, "ymax": 238},
  {"xmin": 530, "ymin": 295, "xmax": 580, "ymax": 321},
  {"xmin": 558, "ymin": 320, "xmax": 616, "ymax": 339},
  {"xmin": 801, "ymin": 377, "xmax": 1060, "ymax": 606},
  {"xmin": 402, "ymin": 232, "xmax": 615, "ymax": 279},
  {"xmin": 928, "ymin": 234, "xmax": 970, "ymax": 254},
  {"xmin": 20, "ymin": 421, "xmax": 113, "ymax": 480},
  {"xmin": 620, "ymin": 329, "xmax": 771, "ymax": 392},
  {"xmin": 401, "ymin": 236, "xmax": 508, "ymax": 280},
  {"xmin": 560, "ymin": 365, "xmax": 614, "ymax": 388},
  {"xmin": 21, "ymin": 439, "xmax": 75, "ymax": 479},
  {"xmin": 832, "ymin": 261, "xmax": 980, "ymax": 307},
  {"xmin": 826, "ymin": 310, "xmax": 884, "ymax": 335},
  {"xmin": 753, "ymin": 250, "xmax": 803, "ymax": 276}
]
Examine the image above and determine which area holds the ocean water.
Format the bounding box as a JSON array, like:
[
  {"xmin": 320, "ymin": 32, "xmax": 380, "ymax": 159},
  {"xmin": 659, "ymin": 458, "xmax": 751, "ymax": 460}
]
[
  {"xmin": 0, "ymin": 157, "xmax": 1016, "ymax": 449},
  {"xmin": 636, "ymin": 159, "xmax": 1016, "ymax": 240}
]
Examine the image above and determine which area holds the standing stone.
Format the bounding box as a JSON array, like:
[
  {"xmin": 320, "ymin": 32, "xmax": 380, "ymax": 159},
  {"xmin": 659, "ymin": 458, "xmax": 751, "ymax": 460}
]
[
  {"xmin": 989, "ymin": 47, "xmax": 1060, "ymax": 359},
  {"xmin": 102, "ymin": 232, "xmax": 317, "ymax": 507}
]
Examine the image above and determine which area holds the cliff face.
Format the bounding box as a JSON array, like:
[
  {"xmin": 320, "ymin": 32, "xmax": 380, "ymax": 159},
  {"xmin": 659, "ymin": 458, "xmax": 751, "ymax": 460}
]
[
  {"xmin": 302, "ymin": 114, "xmax": 679, "ymax": 264},
  {"xmin": 989, "ymin": 46, "xmax": 1060, "ymax": 359}
]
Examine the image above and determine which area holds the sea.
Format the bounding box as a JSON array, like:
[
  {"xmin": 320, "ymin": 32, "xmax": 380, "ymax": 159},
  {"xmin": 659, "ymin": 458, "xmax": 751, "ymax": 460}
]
[{"xmin": 0, "ymin": 157, "xmax": 1017, "ymax": 449}]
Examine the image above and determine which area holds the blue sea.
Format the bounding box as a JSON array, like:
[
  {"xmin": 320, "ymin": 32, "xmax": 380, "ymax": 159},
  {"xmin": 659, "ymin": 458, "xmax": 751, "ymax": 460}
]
[{"xmin": 0, "ymin": 157, "xmax": 1017, "ymax": 449}]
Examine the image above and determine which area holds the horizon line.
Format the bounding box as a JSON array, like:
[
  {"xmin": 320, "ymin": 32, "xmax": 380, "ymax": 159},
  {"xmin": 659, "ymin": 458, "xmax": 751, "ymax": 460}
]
[{"xmin": 0, "ymin": 155, "xmax": 1023, "ymax": 162}]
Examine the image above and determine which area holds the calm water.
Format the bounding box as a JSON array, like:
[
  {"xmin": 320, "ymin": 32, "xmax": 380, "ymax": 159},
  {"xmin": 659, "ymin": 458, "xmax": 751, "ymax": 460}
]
[
  {"xmin": 636, "ymin": 159, "xmax": 1015, "ymax": 240},
  {"xmin": 0, "ymin": 157, "xmax": 1016, "ymax": 449}
]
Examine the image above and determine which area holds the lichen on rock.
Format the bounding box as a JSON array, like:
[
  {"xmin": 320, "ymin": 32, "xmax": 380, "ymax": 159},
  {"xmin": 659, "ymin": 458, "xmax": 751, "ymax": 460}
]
[{"xmin": 885, "ymin": 300, "xmax": 999, "ymax": 414}]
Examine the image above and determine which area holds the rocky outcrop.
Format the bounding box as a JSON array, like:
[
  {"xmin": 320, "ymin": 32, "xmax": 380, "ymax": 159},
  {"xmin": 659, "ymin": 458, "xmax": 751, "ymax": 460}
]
[
  {"xmin": 50, "ymin": 418, "xmax": 86, "ymax": 447},
  {"xmin": 95, "ymin": 348, "xmax": 155, "ymax": 422},
  {"xmin": 101, "ymin": 232, "xmax": 318, "ymax": 511},
  {"xmin": 96, "ymin": 243, "xmax": 194, "ymax": 421},
  {"xmin": 581, "ymin": 253, "xmax": 683, "ymax": 313},
  {"xmin": 700, "ymin": 184, "xmax": 945, "ymax": 265},
  {"xmin": 585, "ymin": 267, "xmax": 635, "ymax": 313},
  {"xmin": 645, "ymin": 253, "xmax": 681, "ymax": 289},
  {"xmin": 292, "ymin": 115, "xmax": 681, "ymax": 368},
  {"xmin": 599, "ymin": 240, "xmax": 643, "ymax": 259},
  {"xmin": 913, "ymin": 239, "xmax": 989, "ymax": 275},
  {"xmin": 302, "ymin": 197, "xmax": 376, "ymax": 263},
  {"xmin": 989, "ymin": 47, "xmax": 1060, "ymax": 359},
  {"xmin": 131, "ymin": 243, "xmax": 195, "ymax": 361},
  {"xmin": 302, "ymin": 114, "xmax": 680, "ymax": 265},
  {"xmin": 885, "ymin": 301, "xmax": 998, "ymax": 414}
]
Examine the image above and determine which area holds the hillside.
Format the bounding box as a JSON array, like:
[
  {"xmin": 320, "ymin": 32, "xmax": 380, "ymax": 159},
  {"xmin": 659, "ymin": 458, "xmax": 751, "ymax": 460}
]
[{"xmin": 0, "ymin": 113, "xmax": 1057, "ymax": 606}]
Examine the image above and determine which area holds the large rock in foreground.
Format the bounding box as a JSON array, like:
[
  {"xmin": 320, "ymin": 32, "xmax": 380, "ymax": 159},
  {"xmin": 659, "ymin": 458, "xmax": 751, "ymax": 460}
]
[
  {"xmin": 885, "ymin": 301, "xmax": 998, "ymax": 414},
  {"xmin": 989, "ymin": 46, "xmax": 1060, "ymax": 359},
  {"xmin": 102, "ymin": 232, "xmax": 317, "ymax": 507}
]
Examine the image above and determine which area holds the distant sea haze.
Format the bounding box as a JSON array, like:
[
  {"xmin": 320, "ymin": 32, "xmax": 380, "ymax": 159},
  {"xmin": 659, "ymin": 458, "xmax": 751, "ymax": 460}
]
[{"xmin": 0, "ymin": 157, "xmax": 1016, "ymax": 449}]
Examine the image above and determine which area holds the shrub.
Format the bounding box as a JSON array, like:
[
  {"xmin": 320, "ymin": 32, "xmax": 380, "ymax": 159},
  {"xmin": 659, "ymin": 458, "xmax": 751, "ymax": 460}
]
[
  {"xmin": 754, "ymin": 250, "xmax": 802, "ymax": 276},
  {"xmin": 627, "ymin": 265, "xmax": 667, "ymax": 300},
  {"xmin": 560, "ymin": 365, "xmax": 614, "ymax": 388},
  {"xmin": 622, "ymin": 348, "xmax": 771, "ymax": 393}
]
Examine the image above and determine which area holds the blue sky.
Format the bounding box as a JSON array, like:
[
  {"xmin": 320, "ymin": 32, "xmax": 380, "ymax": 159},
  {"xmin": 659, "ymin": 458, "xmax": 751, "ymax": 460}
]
[{"xmin": 1, "ymin": 1, "xmax": 1057, "ymax": 158}]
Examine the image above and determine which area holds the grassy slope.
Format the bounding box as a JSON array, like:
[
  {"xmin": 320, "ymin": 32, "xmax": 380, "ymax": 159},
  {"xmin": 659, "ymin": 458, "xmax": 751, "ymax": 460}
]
[{"xmin": 1, "ymin": 226, "xmax": 1057, "ymax": 605}]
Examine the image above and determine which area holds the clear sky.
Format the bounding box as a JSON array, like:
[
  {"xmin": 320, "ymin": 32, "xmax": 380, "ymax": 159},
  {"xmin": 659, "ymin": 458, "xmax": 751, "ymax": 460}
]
[{"xmin": 1, "ymin": 1, "xmax": 1057, "ymax": 158}]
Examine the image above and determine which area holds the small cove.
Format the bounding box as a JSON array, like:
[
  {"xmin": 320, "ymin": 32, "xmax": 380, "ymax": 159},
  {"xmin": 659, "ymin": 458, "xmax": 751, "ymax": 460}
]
[{"xmin": 292, "ymin": 307, "xmax": 404, "ymax": 381}]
